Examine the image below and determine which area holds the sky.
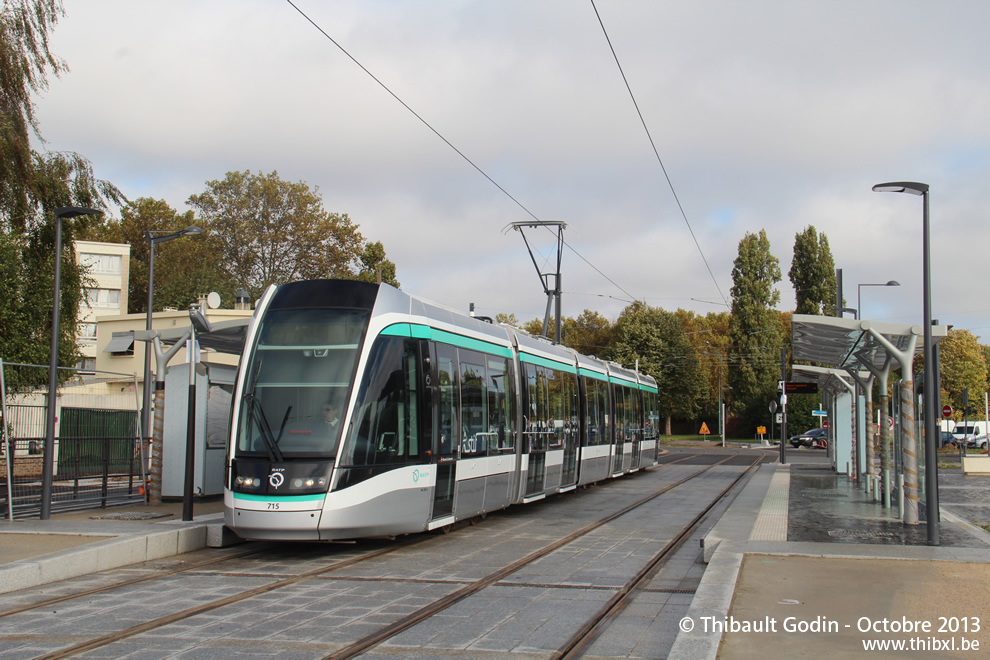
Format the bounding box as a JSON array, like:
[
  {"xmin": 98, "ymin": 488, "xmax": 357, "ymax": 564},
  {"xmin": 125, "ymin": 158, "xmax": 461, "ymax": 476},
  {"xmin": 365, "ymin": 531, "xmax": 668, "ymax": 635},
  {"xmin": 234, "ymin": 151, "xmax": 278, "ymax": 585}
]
[{"xmin": 32, "ymin": 0, "xmax": 990, "ymax": 339}]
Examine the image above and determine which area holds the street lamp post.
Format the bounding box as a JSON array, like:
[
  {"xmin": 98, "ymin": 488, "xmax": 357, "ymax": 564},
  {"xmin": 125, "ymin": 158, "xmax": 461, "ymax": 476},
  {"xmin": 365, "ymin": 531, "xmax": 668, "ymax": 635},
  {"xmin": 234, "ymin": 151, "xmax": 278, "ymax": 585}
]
[
  {"xmin": 141, "ymin": 227, "xmax": 203, "ymax": 444},
  {"xmin": 857, "ymin": 281, "xmax": 901, "ymax": 320},
  {"xmin": 42, "ymin": 206, "xmax": 104, "ymax": 520},
  {"xmin": 872, "ymin": 181, "xmax": 938, "ymax": 546}
]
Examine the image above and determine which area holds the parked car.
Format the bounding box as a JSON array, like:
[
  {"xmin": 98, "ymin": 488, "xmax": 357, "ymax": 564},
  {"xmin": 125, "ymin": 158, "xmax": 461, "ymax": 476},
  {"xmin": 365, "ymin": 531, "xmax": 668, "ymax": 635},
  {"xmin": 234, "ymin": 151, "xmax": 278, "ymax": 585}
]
[
  {"xmin": 789, "ymin": 427, "xmax": 828, "ymax": 448},
  {"xmin": 940, "ymin": 431, "xmax": 958, "ymax": 447},
  {"xmin": 967, "ymin": 434, "xmax": 989, "ymax": 450}
]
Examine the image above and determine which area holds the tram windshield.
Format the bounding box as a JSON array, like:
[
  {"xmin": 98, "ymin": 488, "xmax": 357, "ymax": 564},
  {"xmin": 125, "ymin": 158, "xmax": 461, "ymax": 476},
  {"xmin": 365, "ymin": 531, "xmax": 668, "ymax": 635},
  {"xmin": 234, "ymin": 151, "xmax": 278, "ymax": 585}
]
[{"xmin": 236, "ymin": 308, "xmax": 370, "ymax": 458}]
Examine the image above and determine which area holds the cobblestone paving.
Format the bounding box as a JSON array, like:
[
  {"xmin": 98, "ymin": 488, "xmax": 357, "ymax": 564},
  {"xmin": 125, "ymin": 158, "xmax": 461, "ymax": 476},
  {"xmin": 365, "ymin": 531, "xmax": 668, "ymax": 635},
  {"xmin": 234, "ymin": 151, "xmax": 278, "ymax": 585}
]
[{"xmin": 0, "ymin": 458, "xmax": 755, "ymax": 659}]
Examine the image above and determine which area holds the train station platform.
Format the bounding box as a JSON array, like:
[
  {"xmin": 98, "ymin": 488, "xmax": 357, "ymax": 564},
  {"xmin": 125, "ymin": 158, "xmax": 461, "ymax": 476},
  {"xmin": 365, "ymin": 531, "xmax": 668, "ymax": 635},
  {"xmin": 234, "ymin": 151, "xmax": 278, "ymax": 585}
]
[
  {"xmin": 673, "ymin": 448, "xmax": 990, "ymax": 659},
  {"xmin": 0, "ymin": 498, "xmax": 229, "ymax": 595},
  {"xmin": 3, "ymin": 449, "xmax": 990, "ymax": 658}
]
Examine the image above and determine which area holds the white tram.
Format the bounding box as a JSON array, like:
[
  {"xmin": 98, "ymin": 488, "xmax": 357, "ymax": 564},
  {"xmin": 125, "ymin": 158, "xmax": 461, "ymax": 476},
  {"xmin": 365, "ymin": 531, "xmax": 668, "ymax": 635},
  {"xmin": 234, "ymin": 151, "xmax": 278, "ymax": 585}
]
[{"xmin": 224, "ymin": 280, "xmax": 659, "ymax": 541}]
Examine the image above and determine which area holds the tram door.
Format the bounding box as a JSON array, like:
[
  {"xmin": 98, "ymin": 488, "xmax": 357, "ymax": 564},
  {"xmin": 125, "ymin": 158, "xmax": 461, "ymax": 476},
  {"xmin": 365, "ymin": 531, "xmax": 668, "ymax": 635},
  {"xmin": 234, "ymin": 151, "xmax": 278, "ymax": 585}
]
[
  {"xmin": 630, "ymin": 390, "xmax": 643, "ymax": 469},
  {"xmin": 560, "ymin": 372, "xmax": 579, "ymax": 488},
  {"xmin": 524, "ymin": 363, "xmax": 546, "ymax": 497},
  {"xmin": 431, "ymin": 345, "xmax": 457, "ymax": 520},
  {"xmin": 611, "ymin": 385, "xmax": 625, "ymax": 475}
]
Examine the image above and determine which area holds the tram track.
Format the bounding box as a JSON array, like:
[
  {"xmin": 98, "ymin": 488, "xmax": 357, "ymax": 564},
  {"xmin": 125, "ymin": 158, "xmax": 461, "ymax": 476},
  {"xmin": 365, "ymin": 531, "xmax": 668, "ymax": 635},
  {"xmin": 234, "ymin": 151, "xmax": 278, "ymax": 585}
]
[
  {"xmin": 556, "ymin": 455, "xmax": 763, "ymax": 658},
  {"xmin": 1, "ymin": 453, "xmax": 764, "ymax": 659},
  {"xmin": 322, "ymin": 454, "xmax": 757, "ymax": 659}
]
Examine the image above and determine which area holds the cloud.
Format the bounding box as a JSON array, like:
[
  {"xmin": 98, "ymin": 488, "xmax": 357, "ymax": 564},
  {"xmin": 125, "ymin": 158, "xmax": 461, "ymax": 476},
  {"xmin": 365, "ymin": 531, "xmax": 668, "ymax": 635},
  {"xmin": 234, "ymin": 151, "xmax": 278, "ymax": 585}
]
[{"xmin": 31, "ymin": 0, "xmax": 990, "ymax": 335}]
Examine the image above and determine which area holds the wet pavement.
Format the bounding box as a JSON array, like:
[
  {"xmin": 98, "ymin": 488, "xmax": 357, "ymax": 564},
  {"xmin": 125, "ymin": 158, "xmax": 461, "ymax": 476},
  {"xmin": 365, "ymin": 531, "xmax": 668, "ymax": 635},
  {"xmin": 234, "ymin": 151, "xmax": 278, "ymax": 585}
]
[{"xmin": 787, "ymin": 464, "xmax": 987, "ymax": 546}]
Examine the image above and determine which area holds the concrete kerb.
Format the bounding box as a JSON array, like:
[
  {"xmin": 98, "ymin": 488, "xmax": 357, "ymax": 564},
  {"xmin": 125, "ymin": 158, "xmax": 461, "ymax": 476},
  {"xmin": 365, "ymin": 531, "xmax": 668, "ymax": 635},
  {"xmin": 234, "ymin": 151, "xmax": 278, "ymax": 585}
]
[{"xmin": 0, "ymin": 517, "xmax": 229, "ymax": 596}]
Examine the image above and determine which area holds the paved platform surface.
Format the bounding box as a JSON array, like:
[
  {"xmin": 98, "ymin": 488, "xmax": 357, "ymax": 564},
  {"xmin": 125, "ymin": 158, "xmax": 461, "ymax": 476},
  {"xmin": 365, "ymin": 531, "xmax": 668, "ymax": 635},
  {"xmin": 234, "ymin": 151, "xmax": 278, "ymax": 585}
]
[
  {"xmin": 0, "ymin": 498, "xmax": 227, "ymax": 595},
  {"xmin": 674, "ymin": 451, "xmax": 990, "ymax": 659},
  {"xmin": 4, "ymin": 450, "xmax": 990, "ymax": 659}
]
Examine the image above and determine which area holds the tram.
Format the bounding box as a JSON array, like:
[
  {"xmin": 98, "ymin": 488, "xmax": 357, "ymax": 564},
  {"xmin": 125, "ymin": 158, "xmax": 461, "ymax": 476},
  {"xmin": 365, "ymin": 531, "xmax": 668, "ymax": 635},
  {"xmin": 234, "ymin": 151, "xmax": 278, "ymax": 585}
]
[{"xmin": 224, "ymin": 279, "xmax": 659, "ymax": 541}]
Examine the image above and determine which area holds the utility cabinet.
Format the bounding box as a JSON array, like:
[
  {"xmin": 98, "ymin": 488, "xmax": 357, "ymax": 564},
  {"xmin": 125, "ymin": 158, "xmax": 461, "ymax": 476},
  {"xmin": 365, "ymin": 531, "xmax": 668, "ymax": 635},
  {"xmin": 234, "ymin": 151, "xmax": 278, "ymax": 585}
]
[{"xmin": 161, "ymin": 363, "xmax": 235, "ymax": 498}]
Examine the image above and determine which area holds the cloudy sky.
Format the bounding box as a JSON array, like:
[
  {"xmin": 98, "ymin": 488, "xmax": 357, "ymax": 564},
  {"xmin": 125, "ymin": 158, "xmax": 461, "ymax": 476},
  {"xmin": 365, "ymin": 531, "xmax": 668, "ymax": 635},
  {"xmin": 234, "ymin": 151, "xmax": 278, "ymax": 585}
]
[{"xmin": 33, "ymin": 1, "xmax": 990, "ymax": 338}]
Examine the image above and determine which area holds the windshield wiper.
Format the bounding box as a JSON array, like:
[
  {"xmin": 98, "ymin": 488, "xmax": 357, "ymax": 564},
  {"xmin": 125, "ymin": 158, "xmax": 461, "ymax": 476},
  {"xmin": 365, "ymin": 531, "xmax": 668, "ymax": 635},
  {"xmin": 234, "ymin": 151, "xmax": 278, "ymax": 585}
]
[
  {"xmin": 274, "ymin": 406, "xmax": 292, "ymax": 447},
  {"xmin": 245, "ymin": 394, "xmax": 284, "ymax": 462}
]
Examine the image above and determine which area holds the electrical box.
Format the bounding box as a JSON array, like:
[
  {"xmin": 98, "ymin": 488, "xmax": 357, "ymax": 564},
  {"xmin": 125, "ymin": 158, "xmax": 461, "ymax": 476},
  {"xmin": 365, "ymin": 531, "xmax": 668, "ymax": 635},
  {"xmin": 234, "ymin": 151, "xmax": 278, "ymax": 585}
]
[{"xmin": 161, "ymin": 363, "xmax": 235, "ymax": 498}]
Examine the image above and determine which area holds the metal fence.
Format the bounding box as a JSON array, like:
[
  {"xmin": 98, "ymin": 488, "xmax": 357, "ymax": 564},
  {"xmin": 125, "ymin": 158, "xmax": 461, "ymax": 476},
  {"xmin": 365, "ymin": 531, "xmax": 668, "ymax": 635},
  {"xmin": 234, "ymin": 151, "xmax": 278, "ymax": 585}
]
[{"xmin": 2, "ymin": 361, "xmax": 146, "ymax": 519}]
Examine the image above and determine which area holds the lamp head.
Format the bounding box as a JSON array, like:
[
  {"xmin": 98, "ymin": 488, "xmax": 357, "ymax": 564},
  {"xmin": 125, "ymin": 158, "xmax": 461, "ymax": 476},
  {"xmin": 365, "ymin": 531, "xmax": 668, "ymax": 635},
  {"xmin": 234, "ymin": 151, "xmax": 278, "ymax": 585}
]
[
  {"xmin": 872, "ymin": 181, "xmax": 928, "ymax": 196},
  {"xmin": 55, "ymin": 206, "xmax": 103, "ymax": 219}
]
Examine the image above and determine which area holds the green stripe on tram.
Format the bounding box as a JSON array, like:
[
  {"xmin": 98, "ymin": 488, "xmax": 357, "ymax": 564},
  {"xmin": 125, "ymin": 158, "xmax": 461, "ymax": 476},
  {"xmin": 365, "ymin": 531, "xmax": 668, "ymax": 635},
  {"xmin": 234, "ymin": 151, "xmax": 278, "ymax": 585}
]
[
  {"xmin": 579, "ymin": 367, "xmax": 609, "ymax": 382},
  {"xmin": 610, "ymin": 374, "xmax": 640, "ymax": 388},
  {"xmin": 233, "ymin": 493, "xmax": 325, "ymax": 502},
  {"xmin": 382, "ymin": 323, "xmax": 513, "ymax": 357}
]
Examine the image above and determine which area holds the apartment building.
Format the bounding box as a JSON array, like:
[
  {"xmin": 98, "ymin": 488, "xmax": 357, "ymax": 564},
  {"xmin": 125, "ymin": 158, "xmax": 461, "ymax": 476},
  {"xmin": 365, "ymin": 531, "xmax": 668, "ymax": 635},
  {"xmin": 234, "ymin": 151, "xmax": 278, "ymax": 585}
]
[{"xmin": 74, "ymin": 240, "xmax": 131, "ymax": 371}]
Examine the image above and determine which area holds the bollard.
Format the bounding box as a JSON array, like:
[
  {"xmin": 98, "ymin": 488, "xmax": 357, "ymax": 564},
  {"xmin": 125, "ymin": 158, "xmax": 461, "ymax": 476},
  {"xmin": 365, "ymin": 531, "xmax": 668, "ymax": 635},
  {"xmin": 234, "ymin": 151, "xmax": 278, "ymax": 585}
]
[
  {"xmin": 883, "ymin": 468, "xmax": 891, "ymax": 509},
  {"xmin": 898, "ymin": 473, "xmax": 904, "ymax": 520}
]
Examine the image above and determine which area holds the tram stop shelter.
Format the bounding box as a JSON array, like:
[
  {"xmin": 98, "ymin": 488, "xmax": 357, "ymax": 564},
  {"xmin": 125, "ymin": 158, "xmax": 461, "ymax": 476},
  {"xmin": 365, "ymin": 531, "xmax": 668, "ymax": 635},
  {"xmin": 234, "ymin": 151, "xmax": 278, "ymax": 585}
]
[{"xmin": 790, "ymin": 314, "xmax": 948, "ymax": 526}]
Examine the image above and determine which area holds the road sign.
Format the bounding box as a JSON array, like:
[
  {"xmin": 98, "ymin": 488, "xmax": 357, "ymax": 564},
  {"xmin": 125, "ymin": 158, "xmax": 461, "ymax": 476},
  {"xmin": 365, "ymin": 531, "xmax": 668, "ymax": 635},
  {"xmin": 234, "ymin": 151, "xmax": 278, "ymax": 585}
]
[
  {"xmin": 757, "ymin": 426, "xmax": 767, "ymax": 435},
  {"xmin": 823, "ymin": 420, "xmax": 830, "ymax": 429},
  {"xmin": 699, "ymin": 422, "xmax": 711, "ymax": 435},
  {"xmin": 812, "ymin": 409, "xmax": 827, "ymax": 416},
  {"xmin": 942, "ymin": 404, "xmax": 953, "ymax": 418}
]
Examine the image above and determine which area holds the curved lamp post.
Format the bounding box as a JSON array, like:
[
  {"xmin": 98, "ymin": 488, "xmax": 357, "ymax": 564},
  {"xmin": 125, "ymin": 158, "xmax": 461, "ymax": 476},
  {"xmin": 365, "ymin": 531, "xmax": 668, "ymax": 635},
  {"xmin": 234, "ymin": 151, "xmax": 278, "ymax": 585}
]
[
  {"xmin": 857, "ymin": 280, "xmax": 900, "ymax": 320},
  {"xmin": 42, "ymin": 206, "xmax": 104, "ymax": 520},
  {"xmin": 141, "ymin": 226, "xmax": 203, "ymax": 443},
  {"xmin": 872, "ymin": 181, "xmax": 938, "ymax": 546}
]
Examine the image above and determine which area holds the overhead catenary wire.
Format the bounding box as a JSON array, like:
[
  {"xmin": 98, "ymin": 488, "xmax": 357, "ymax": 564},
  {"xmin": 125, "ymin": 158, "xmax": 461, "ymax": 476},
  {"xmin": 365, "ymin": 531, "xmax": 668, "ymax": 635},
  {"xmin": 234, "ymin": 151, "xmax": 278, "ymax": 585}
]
[
  {"xmin": 285, "ymin": 0, "xmax": 637, "ymax": 305},
  {"xmin": 589, "ymin": 0, "xmax": 729, "ymax": 309}
]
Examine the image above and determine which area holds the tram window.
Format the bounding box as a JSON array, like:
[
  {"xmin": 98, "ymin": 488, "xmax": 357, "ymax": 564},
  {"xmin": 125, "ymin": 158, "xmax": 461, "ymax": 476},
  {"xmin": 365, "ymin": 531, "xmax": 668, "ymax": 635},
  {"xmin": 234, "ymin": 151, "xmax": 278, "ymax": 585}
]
[
  {"xmin": 488, "ymin": 358, "xmax": 513, "ymax": 451},
  {"xmin": 340, "ymin": 337, "xmax": 420, "ymax": 467},
  {"xmin": 631, "ymin": 390, "xmax": 644, "ymax": 441},
  {"xmin": 436, "ymin": 346, "xmax": 457, "ymax": 457},
  {"xmin": 524, "ymin": 363, "xmax": 544, "ymax": 452},
  {"xmin": 646, "ymin": 390, "xmax": 659, "ymax": 440},
  {"xmin": 237, "ymin": 308, "xmax": 368, "ymax": 457},
  {"xmin": 562, "ymin": 372, "xmax": 578, "ymax": 447},
  {"xmin": 460, "ymin": 358, "xmax": 487, "ymax": 457},
  {"xmin": 584, "ymin": 378, "xmax": 603, "ymax": 446},
  {"xmin": 547, "ymin": 368, "xmax": 563, "ymax": 448},
  {"xmin": 613, "ymin": 386, "xmax": 626, "ymax": 444}
]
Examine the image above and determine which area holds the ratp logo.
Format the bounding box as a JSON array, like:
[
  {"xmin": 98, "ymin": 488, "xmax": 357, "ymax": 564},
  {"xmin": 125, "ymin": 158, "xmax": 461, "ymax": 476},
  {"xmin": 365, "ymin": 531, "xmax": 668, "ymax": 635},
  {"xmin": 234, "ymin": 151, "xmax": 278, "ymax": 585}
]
[{"xmin": 412, "ymin": 469, "xmax": 430, "ymax": 484}]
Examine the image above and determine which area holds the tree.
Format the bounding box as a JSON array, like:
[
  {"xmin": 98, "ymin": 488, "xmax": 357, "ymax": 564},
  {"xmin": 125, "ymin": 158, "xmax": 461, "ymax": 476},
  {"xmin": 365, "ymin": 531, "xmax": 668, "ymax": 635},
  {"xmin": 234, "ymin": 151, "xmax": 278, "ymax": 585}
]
[
  {"xmin": 82, "ymin": 197, "xmax": 236, "ymax": 313},
  {"xmin": 1, "ymin": 1, "xmax": 123, "ymax": 391},
  {"xmin": 788, "ymin": 225, "xmax": 836, "ymax": 315},
  {"xmin": 355, "ymin": 240, "xmax": 400, "ymax": 287},
  {"xmin": 728, "ymin": 230, "xmax": 783, "ymax": 432},
  {"xmin": 937, "ymin": 329, "xmax": 988, "ymax": 420},
  {"xmin": 186, "ymin": 170, "xmax": 366, "ymax": 298},
  {"xmin": 562, "ymin": 310, "xmax": 613, "ymax": 356},
  {"xmin": 607, "ymin": 302, "xmax": 706, "ymax": 433}
]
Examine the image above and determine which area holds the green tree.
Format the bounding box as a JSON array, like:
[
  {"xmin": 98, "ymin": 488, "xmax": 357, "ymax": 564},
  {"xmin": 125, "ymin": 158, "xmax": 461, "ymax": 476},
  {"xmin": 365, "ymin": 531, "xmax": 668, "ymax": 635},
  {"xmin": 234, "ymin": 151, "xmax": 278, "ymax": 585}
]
[
  {"xmin": 728, "ymin": 230, "xmax": 783, "ymax": 433},
  {"xmin": 82, "ymin": 197, "xmax": 236, "ymax": 313},
  {"xmin": 938, "ymin": 329, "xmax": 988, "ymax": 420},
  {"xmin": 355, "ymin": 240, "xmax": 400, "ymax": 287},
  {"xmin": 561, "ymin": 310, "xmax": 613, "ymax": 356},
  {"xmin": 187, "ymin": 170, "xmax": 366, "ymax": 298},
  {"xmin": 607, "ymin": 302, "xmax": 706, "ymax": 433},
  {"xmin": 1, "ymin": 1, "xmax": 122, "ymax": 391},
  {"xmin": 788, "ymin": 225, "xmax": 836, "ymax": 315},
  {"xmin": 495, "ymin": 312, "xmax": 519, "ymax": 327}
]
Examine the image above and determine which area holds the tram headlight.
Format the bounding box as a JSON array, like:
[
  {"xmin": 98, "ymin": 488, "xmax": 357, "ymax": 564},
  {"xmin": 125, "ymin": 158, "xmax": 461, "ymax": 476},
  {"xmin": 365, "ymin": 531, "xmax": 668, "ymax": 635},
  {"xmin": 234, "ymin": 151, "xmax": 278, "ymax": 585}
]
[
  {"xmin": 290, "ymin": 477, "xmax": 327, "ymax": 489},
  {"xmin": 235, "ymin": 476, "xmax": 263, "ymax": 489}
]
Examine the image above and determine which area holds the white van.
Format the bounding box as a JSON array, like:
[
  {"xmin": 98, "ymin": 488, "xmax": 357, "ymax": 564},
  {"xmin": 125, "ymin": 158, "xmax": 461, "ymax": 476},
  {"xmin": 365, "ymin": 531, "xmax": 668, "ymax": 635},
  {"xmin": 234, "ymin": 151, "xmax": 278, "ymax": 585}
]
[{"xmin": 952, "ymin": 421, "xmax": 988, "ymax": 442}]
